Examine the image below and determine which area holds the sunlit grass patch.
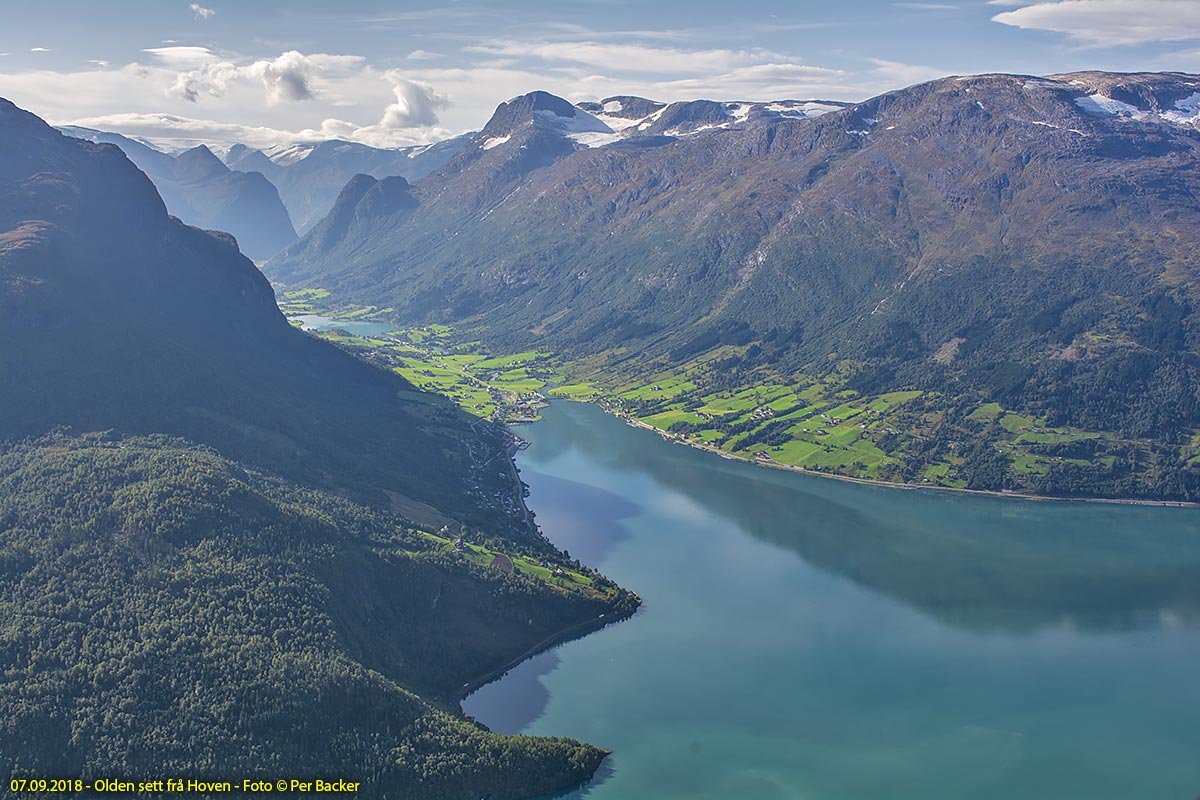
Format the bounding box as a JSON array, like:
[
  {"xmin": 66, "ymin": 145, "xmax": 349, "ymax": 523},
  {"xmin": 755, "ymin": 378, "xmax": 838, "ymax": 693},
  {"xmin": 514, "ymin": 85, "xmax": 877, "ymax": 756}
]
[
  {"xmin": 473, "ymin": 351, "xmax": 549, "ymax": 370},
  {"xmin": 549, "ymin": 382, "xmax": 602, "ymax": 399}
]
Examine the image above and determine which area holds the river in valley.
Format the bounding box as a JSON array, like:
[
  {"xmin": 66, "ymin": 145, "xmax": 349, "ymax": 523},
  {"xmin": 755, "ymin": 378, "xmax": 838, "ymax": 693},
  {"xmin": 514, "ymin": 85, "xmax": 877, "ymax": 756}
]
[{"xmin": 462, "ymin": 401, "xmax": 1200, "ymax": 800}]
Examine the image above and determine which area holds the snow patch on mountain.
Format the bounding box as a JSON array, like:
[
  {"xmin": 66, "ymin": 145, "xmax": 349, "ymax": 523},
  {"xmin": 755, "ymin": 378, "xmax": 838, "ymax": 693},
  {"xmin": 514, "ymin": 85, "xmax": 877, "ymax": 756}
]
[
  {"xmin": 589, "ymin": 111, "xmax": 643, "ymax": 132},
  {"xmin": 1030, "ymin": 120, "xmax": 1088, "ymax": 136},
  {"xmin": 1075, "ymin": 94, "xmax": 1146, "ymax": 118},
  {"xmin": 262, "ymin": 142, "xmax": 321, "ymax": 166},
  {"xmin": 1075, "ymin": 91, "xmax": 1200, "ymax": 127},
  {"xmin": 728, "ymin": 103, "xmax": 753, "ymax": 120},
  {"xmin": 666, "ymin": 121, "xmax": 730, "ymax": 136},
  {"xmin": 762, "ymin": 101, "xmax": 845, "ymax": 119},
  {"xmin": 636, "ymin": 106, "xmax": 669, "ymax": 131},
  {"xmin": 535, "ymin": 108, "xmax": 612, "ymax": 135},
  {"xmin": 563, "ymin": 96, "xmax": 849, "ymax": 148},
  {"xmin": 1164, "ymin": 92, "xmax": 1200, "ymax": 126},
  {"xmin": 569, "ymin": 131, "xmax": 625, "ymax": 149}
]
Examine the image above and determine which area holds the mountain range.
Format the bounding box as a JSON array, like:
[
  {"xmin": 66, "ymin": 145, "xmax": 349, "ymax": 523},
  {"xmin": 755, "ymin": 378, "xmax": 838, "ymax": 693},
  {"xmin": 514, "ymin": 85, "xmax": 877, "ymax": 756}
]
[
  {"xmin": 57, "ymin": 127, "xmax": 472, "ymax": 258},
  {"xmin": 223, "ymin": 134, "xmax": 472, "ymax": 233},
  {"xmin": 6, "ymin": 60, "xmax": 1200, "ymax": 799},
  {"xmin": 268, "ymin": 73, "xmax": 1200, "ymax": 501},
  {"xmin": 1, "ymin": 97, "xmax": 634, "ymax": 797},
  {"xmin": 58, "ymin": 127, "xmax": 297, "ymax": 261}
]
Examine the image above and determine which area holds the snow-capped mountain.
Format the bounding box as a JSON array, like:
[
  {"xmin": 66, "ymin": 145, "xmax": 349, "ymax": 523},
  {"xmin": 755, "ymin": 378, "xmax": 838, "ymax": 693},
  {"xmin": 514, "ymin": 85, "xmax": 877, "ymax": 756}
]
[
  {"xmin": 470, "ymin": 91, "xmax": 852, "ymax": 154},
  {"xmin": 575, "ymin": 96, "xmax": 849, "ymax": 144},
  {"xmin": 269, "ymin": 72, "xmax": 1200, "ymax": 504},
  {"xmin": 222, "ymin": 134, "xmax": 473, "ymax": 232},
  {"xmin": 60, "ymin": 125, "xmax": 475, "ymax": 238},
  {"xmin": 1060, "ymin": 71, "xmax": 1200, "ymax": 128}
]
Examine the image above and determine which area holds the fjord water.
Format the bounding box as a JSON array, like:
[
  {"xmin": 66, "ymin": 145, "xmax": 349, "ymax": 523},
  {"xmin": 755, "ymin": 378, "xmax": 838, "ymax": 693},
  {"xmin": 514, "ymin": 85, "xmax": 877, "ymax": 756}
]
[
  {"xmin": 463, "ymin": 402, "xmax": 1200, "ymax": 800},
  {"xmin": 289, "ymin": 314, "xmax": 394, "ymax": 337}
]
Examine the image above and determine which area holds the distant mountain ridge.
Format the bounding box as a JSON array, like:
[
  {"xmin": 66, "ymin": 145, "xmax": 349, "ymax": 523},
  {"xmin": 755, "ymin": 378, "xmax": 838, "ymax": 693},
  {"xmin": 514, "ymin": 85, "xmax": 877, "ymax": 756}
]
[
  {"xmin": 58, "ymin": 126, "xmax": 297, "ymax": 260},
  {"xmin": 221, "ymin": 134, "xmax": 473, "ymax": 233},
  {"xmin": 468, "ymin": 91, "xmax": 850, "ymax": 152},
  {"xmin": 58, "ymin": 126, "xmax": 473, "ymax": 253},
  {"xmin": 269, "ymin": 71, "xmax": 1200, "ymax": 500}
]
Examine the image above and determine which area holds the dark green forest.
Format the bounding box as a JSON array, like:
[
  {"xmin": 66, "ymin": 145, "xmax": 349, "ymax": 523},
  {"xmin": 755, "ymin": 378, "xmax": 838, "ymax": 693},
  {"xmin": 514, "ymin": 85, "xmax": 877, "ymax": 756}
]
[{"xmin": 0, "ymin": 433, "xmax": 632, "ymax": 799}]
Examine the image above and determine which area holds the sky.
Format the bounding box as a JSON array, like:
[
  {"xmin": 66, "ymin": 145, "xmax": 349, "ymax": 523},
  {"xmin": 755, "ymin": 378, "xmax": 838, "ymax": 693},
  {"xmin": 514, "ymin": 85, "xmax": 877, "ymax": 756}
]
[{"xmin": 1, "ymin": 0, "xmax": 1198, "ymax": 150}]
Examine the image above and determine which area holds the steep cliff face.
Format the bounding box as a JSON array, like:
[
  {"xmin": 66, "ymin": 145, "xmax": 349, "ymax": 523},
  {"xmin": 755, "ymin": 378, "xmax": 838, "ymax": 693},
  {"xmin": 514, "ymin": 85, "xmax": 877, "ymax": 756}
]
[
  {"xmin": 2, "ymin": 98, "xmax": 529, "ymax": 538},
  {"xmin": 59, "ymin": 128, "xmax": 298, "ymax": 260}
]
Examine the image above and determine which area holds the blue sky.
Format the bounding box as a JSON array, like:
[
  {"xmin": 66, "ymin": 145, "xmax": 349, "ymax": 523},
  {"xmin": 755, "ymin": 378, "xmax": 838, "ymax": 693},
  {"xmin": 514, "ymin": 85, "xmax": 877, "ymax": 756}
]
[{"xmin": 1, "ymin": 0, "xmax": 1198, "ymax": 148}]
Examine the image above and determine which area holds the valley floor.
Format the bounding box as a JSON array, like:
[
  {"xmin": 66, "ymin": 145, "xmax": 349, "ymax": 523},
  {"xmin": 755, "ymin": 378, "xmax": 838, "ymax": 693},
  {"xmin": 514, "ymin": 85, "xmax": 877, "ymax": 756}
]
[{"xmin": 279, "ymin": 290, "xmax": 1200, "ymax": 504}]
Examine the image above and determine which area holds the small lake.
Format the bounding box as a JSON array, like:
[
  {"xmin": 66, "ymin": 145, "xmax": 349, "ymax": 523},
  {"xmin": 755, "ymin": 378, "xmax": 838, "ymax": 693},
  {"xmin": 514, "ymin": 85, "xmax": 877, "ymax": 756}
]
[
  {"xmin": 289, "ymin": 314, "xmax": 394, "ymax": 337},
  {"xmin": 463, "ymin": 401, "xmax": 1200, "ymax": 800}
]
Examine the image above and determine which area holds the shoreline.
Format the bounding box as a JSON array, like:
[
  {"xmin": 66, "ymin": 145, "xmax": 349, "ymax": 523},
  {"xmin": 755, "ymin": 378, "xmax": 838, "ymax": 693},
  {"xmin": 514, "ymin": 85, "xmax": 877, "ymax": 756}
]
[
  {"xmin": 595, "ymin": 403, "xmax": 1197, "ymax": 509},
  {"xmin": 452, "ymin": 393, "xmax": 1191, "ymax": 798},
  {"xmin": 450, "ymin": 606, "xmax": 638, "ymax": 800},
  {"xmin": 453, "ymin": 399, "xmax": 1194, "ymax": 711},
  {"xmin": 283, "ymin": 308, "xmax": 1195, "ymax": 510},
  {"xmin": 455, "ymin": 607, "xmax": 639, "ymax": 707}
]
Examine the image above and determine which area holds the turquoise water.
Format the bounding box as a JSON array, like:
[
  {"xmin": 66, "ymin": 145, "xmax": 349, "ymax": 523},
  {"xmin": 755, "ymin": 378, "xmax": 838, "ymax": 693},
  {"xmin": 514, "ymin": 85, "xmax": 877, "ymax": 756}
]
[
  {"xmin": 289, "ymin": 314, "xmax": 394, "ymax": 337},
  {"xmin": 463, "ymin": 401, "xmax": 1200, "ymax": 800}
]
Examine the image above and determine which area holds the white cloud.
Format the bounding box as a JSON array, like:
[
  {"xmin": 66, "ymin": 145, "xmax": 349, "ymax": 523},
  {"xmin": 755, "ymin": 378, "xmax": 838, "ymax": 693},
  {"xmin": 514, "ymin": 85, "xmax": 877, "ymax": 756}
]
[
  {"xmin": 30, "ymin": 48, "xmax": 51, "ymax": 53},
  {"xmin": 190, "ymin": 3, "xmax": 215, "ymax": 20},
  {"xmin": 376, "ymin": 73, "xmax": 448, "ymax": 127},
  {"xmin": 894, "ymin": 2, "xmax": 959, "ymax": 8},
  {"xmin": 0, "ymin": 30, "xmax": 953, "ymax": 153},
  {"xmin": 627, "ymin": 63, "xmax": 849, "ymax": 101},
  {"xmin": 143, "ymin": 45, "xmax": 221, "ymax": 68},
  {"xmin": 88, "ymin": 60, "xmax": 111, "ymax": 67},
  {"xmin": 168, "ymin": 60, "xmax": 239, "ymax": 102},
  {"xmin": 466, "ymin": 39, "xmax": 795, "ymax": 74},
  {"xmin": 992, "ymin": 0, "xmax": 1200, "ymax": 46},
  {"xmin": 64, "ymin": 110, "xmax": 451, "ymax": 149},
  {"xmin": 865, "ymin": 58, "xmax": 949, "ymax": 87},
  {"xmin": 407, "ymin": 49, "xmax": 442, "ymax": 60},
  {"xmin": 248, "ymin": 51, "xmax": 323, "ymax": 103},
  {"xmin": 163, "ymin": 50, "xmax": 365, "ymax": 104},
  {"xmin": 67, "ymin": 111, "xmax": 292, "ymax": 144}
]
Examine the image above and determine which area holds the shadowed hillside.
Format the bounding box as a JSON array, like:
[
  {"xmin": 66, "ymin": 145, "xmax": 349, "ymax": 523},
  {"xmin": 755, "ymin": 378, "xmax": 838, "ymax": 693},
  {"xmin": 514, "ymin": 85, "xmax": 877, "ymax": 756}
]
[{"xmin": 0, "ymin": 97, "xmax": 637, "ymax": 799}]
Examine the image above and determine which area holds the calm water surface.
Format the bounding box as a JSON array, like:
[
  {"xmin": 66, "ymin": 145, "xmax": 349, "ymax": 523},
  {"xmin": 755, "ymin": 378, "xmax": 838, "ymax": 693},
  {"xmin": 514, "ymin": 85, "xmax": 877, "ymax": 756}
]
[
  {"xmin": 289, "ymin": 314, "xmax": 394, "ymax": 337},
  {"xmin": 463, "ymin": 402, "xmax": 1200, "ymax": 800}
]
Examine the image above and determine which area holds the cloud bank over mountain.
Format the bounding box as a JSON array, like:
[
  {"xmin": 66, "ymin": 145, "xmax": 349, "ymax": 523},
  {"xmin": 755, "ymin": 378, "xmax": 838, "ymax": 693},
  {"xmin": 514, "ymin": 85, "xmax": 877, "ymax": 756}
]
[{"xmin": 1, "ymin": 0, "xmax": 1197, "ymax": 149}]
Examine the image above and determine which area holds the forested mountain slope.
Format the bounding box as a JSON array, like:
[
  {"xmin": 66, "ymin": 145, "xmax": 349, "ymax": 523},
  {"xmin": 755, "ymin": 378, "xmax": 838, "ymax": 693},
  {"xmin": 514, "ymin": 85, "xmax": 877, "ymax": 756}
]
[
  {"xmin": 0, "ymin": 434, "xmax": 626, "ymax": 798},
  {"xmin": 270, "ymin": 73, "xmax": 1200, "ymax": 500},
  {"xmin": 0, "ymin": 97, "xmax": 635, "ymax": 798}
]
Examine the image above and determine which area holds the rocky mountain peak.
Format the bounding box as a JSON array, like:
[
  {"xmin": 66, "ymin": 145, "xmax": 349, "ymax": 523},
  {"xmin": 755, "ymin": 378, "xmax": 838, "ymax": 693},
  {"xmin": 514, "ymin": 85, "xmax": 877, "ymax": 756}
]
[
  {"xmin": 174, "ymin": 144, "xmax": 231, "ymax": 181},
  {"xmin": 479, "ymin": 91, "xmax": 609, "ymax": 141},
  {"xmin": 578, "ymin": 96, "xmax": 666, "ymax": 121}
]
